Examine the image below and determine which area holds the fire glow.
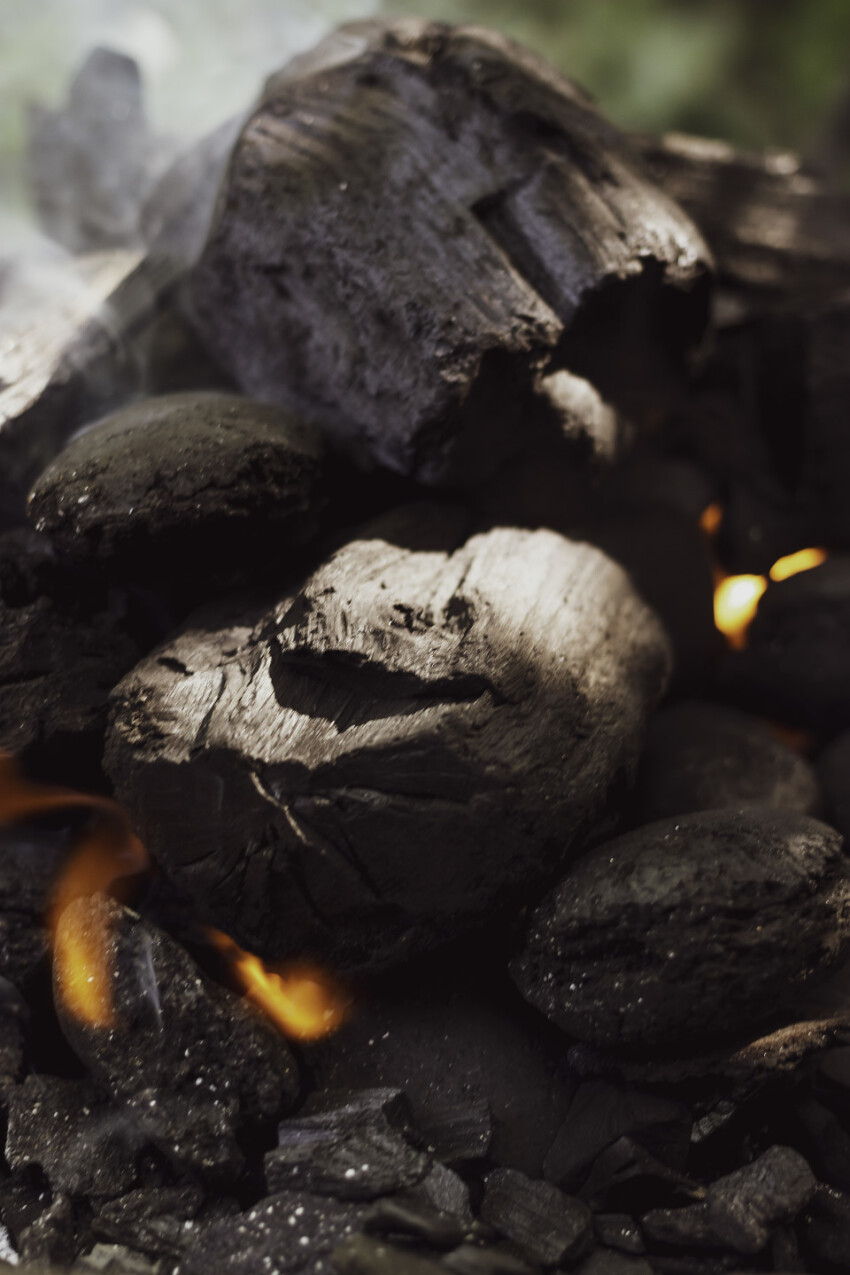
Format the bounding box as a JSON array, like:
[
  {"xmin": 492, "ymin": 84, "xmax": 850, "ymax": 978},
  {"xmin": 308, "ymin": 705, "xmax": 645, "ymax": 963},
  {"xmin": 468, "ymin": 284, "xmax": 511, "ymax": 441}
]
[
  {"xmin": 700, "ymin": 505, "xmax": 826, "ymax": 649},
  {"xmin": 207, "ymin": 929, "xmax": 351, "ymax": 1042}
]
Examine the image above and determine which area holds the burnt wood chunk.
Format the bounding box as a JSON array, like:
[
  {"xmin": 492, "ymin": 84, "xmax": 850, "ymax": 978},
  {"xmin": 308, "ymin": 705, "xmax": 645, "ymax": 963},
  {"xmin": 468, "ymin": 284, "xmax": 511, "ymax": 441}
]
[
  {"xmin": 0, "ymin": 530, "xmax": 148, "ymax": 772},
  {"xmin": 5, "ymin": 1075, "xmax": 142, "ymax": 1198},
  {"xmin": 28, "ymin": 392, "xmax": 326, "ymax": 593},
  {"xmin": 54, "ymin": 895, "xmax": 299, "ymax": 1178},
  {"xmin": 635, "ymin": 701, "xmax": 820, "ymax": 823},
  {"xmin": 636, "ymin": 132, "xmax": 850, "ymax": 309},
  {"xmin": 190, "ymin": 20, "xmax": 711, "ymax": 484},
  {"xmin": 106, "ymin": 510, "xmax": 670, "ymax": 972},
  {"xmin": 511, "ymin": 808, "xmax": 850, "ymax": 1050},
  {"xmin": 642, "ymin": 1145, "xmax": 816, "ymax": 1255},
  {"xmin": 480, "ymin": 1169, "xmax": 592, "ymax": 1267}
]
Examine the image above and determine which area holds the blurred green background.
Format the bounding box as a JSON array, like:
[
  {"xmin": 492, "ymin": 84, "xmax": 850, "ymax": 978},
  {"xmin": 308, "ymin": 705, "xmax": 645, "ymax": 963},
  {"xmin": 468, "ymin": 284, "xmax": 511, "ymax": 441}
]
[{"xmin": 3, "ymin": 0, "xmax": 850, "ymax": 216}]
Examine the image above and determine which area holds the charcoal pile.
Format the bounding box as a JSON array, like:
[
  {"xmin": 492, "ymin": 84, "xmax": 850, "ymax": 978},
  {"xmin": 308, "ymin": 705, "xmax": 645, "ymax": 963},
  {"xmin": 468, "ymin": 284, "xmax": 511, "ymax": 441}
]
[{"xmin": 6, "ymin": 16, "xmax": 850, "ymax": 1275}]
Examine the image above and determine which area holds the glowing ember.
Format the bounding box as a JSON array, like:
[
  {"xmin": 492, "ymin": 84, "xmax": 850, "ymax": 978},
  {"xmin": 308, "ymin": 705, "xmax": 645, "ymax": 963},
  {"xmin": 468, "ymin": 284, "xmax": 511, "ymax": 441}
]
[
  {"xmin": 0, "ymin": 752, "xmax": 148, "ymax": 1029},
  {"xmin": 207, "ymin": 929, "xmax": 351, "ymax": 1041},
  {"xmin": 713, "ymin": 574, "xmax": 768, "ymax": 649},
  {"xmin": 769, "ymin": 547, "xmax": 827, "ymax": 582},
  {"xmin": 699, "ymin": 501, "xmax": 723, "ymax": 538}
]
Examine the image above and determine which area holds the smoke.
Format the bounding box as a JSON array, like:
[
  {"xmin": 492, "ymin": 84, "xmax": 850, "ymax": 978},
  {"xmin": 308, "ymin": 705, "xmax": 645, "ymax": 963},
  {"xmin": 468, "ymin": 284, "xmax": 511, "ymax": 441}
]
[{"xmin": 0, "ymin": 0, "xmax": 381, "ymax": 214}]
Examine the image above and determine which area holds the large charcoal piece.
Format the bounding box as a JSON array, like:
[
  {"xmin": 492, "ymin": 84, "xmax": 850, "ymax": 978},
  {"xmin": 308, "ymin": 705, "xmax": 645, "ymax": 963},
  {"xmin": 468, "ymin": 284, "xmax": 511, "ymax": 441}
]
[
  {"xmin": 634, "ymin": 701, "xmax": 820, "ymax": 823},
  {"xmin": 0, "ymin": 529, "xmax": 148, "ymax": 772},
  {"xmin": 55, "ymin": 895, "xmax": 299, "ymax": 1177},
  {"xmin": 512, "ymin": 808, "xmax": 850, "ymax": 1050},
  {"xmin": 106, "ymin": 508, "xmax": 670, "ymax": 970},
  {"xmin": 191, "ymin": 19, "xmax": 711, "ymax": 484},
  {"xmin": 28, "ymin": 392, "xmax": 327, "ymax": 592}
]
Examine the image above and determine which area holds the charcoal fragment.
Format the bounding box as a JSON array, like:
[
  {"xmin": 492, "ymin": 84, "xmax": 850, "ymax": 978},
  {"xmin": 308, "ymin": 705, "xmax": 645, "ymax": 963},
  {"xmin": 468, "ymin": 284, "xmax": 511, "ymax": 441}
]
[
  {"xmin": 6, "ymin": 1075, "xmax": 142, "ymax": 1198},
  {"xmin": 512, "ymin": 808, "xmax": 850, "ymax": 1049},
  {"xmin": 404, "ymin": 1164, "xmax": 473, "ymax": 1227},
  {"xmin": 642, "ymin": 1145, "xmax": 816, "ymax": 1255},
  {"xmin": 178, "ymin": 1190, "xmax": 367, "ymax": 1275},
  {"xmin": 91, "ymin": 1182, "xmax": 206, "ymax": 1259},
  {"xmin": 332, "ymin": 1235, "xmax": 446, "ymax": 1275},
  {"xmin": 18, "ymin": 1193, "xmax": 75, "ymax": 1268},
  {"xmin": 107, "ymin": 510, "xmax": 669, "ymax": 974},
  {"xmin": 635, "ymin": 702, "xmax": 820, "ymax": 823},
  {"xmin": 414, "ymin": 1098, "xmax": 492, "ymax": 1166},
  {"xmin": 789, "ymin": 1095, "xmax": 850, "ymax": 1193},
  {"xmin": 543, "ymin": 1082, "xmax": 691, "ymax": 1193},
  {"xmin": 266, "ymin": 1091, "xmax": 430, "ymax": 1201},
  {"xmin": 191, "ymin": 20, "xmax": 709, "ymax": 485},
  {"xmin": 799, "ymin": 1183, "xmax": 850, "ymax": 1268},
  {"xmin": 362, "ymin": 1198, "xmax": 468, "ymax": 1248},
  {"xmin": 54, "ymin": 896, "xmax": 298, "ymax": 1178},
  {"xmin": 580, "ymin": 1138, "xmax": 697, "ymax": 1214},
  {"xmin": 28, "ymin": 392, "xmax": 326, "ymax": 596},
  {"xmin": 480, "ymin": 1168, "xmax": 592, "ymax": 1267},
  {"xmin": 593, "ymin": 1215, "xmax": 644, "ymax": 1255}
]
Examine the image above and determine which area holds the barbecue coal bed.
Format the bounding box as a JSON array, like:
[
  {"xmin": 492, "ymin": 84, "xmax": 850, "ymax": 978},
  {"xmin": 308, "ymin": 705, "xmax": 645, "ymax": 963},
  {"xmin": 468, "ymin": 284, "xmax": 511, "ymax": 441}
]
[{"xmin": 4, "ymin": 18, "xmax": 850, "ymax": 1275}]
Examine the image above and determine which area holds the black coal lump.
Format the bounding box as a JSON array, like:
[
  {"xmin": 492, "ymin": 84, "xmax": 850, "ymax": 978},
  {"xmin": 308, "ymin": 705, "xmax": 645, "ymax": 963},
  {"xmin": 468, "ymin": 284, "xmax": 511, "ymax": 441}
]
[
  {"xmin": 28, "ymin": 391, "xmax": 327, "ymax": 596},
  {"xmin": 511, "ymin": 808, "xmax": 850, "ymax": 1050},
  {"xmin": 266, "ymin": 1089, "xmax": 430, "ymax": 1201},
  {"xmin": 593, "ymin": 1215, "xmax": 645, "ymax": 1256},
  {"xmin": 0, "ymin": 529, "xmax": 148, "ymax": 773},
  {"xmin": 54, "ymin": 895, "xmax": 299, "ymax": 1179},
  {"xmin": 479, "ymin": 1168, "xmax": 593, "ymax": 1267},
  {"xmin": 543, "ymin": 1082, "xmax": 691, "ymax": 1193},
  {"xmin": 91, "ymin": 1182, "xmax": 209, "ymax": 1260},
  {"xmin": 404, "ymin": 1164, "xmax": 473, "ymax": 1226},
  {"xmin": 361, "ymin": 1197, "xmax": 469, "ymax": 1249},
  {"xmin": 177, "ymin": 1190, "xmax": 367, "ymax": 1275},
  {"xmin": 642, "ymin": 1145, "xmax": 816, "ymax": 1255},
  {"xmin": 5, "ymin": 1075, "xmax": 142, "ymax": 1199},
  {"xmin": 634, "ymin": 701, "xmax": 820, "ymax": 823},
  {"xmin": 799, "ymin": 1183, "xmax": 850, "ymax": 1268}
]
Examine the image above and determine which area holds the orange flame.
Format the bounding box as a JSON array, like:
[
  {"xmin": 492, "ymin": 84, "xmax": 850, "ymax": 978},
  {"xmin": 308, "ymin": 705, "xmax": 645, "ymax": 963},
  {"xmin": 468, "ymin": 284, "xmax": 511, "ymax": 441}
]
[
  {"xmin": 0, "ymin": 753, "xmax": 148, "ymax": 1028},
  {"xmin": 713, "ymin": 573, "xmax": 768, "ymax": 650},
  {"xmin": 699, "ymin": 501, "xmax": 723, "ymax": 538},
  {"xmin": 206, "ymin": 928, "xmax": 351, "ymax": 1041},
  {"xmin": 769, "ymin": 547, "xmax": 827, "ymax": 582}
]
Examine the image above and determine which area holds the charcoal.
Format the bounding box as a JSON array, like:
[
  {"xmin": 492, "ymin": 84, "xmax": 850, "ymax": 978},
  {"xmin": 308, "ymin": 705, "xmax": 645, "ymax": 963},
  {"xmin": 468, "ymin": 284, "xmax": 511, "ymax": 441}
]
[
  {"xmin": 362, "ymin": 1199, "xmax": 469, "ymax": 1248},
  {"xmin": 443, "ymin": 1243, "xmax": 536, "ymax": 1275},
  {"xmin": 306, "ymin": 963, "xmax": 576, "ymax": 1178},
  {"xmin": 28, "ymin": 391, "xmax": 327, "ymax": 594},
  {"xmin": 0, "ymin": 529, "xmax": 148, "ymax": 770},
  {"xmin": 0, "ymin": 1169, "xmax": 53, "ymax": 1251},
  {"xmin": 511, "ymin": 808, "xmax": 850, "ymax": 1050},
  {"xmin": 817, "ymin": 731, "xmax": 850, "ymax": 841},
  {"xmin": 0, "ymin": 979, "xmax": 26, "ymax": 1099},
  {"xmin": 178, "ymin": 1190, "xmax": 367, "ymax": 1275},
  {"xmin": 634, "ymin": 702, "xmax": 820, "ymax": 823},
  {"xmin": 721, "ymin": 557, "xmax": 850, "ymax": 731},
  {"xmin": 798, "ymin": 1183, "xmax": 850, "ymax": 1268},
  {"xmin": 636, "ymin": 131, "xmax": 850, "ymax": 309},
  {"xmin": 643, "ymin": 1146, "xmax": 815, "ymax": 1255},
  {"xmin": 332, "ymin": 1236, "xmax": 446, "ymax": 1275},
  {"xmin": 412, "ymin": 1099, "xmax": 492, "ymax": 1167},
  {"xmin": 543, "ymin": 1083, "xmax": 691, "ymax": 1194},
  {"xmin": 6, "ymin": 1076, "xmax": 142, "ymax": 1198},
  {"xmin": 479, "ymin": 1169, "xmax": 592, "ymax": 1267},
  {"xmin": 593, "ymin": 1216, "xmax": 644, "ymax": 1256},
  {"xmin": 0, "ymin": 247, "xmax": 178, "ymax": 504},
  {"xmin": 191, "ymin": 20, "xmax": 710, "ymax": 486},
  {"xmin": 106, "ymin": 509, "xmax": 669, "ymax": 972},
  {"xmin": 401, "ymin": 1166, "xmax": 472, "ymax": 1229},
  {"xmin": 91, "ymin": 1182, "xmax": 207, "ymax": 1260},
  {"xmin": 266, "ymin": 1092, "xmax": 430, "ymax": 1201},
  {"xmin": 27, "ymin": 49, "xmax": 174, "ymax": 255},
  {"xmin": 789, "ymin": 1096, "xmax": 850, "ymax": 1193},
  {"xmin": 54, "ymin": 895, "xmax": 299, "ymax": 1178},
  {"xmin": 579, "ymin": 1138, "xmax": 698, "ymax": 1214},
  {"xmin": 18, "ymin": 1193, "xmax": 76, "ymax": 1268}
]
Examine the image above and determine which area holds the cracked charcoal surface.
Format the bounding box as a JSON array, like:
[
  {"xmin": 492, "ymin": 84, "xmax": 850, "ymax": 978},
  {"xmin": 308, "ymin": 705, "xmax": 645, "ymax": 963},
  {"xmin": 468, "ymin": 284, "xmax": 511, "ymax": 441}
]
[
  {"xmin": 54, "ymin": 895, "xmax": 299, "ymax": 1178},
  {"xmin": 0, "ymin": 530, "xmax": 148, "ymax": 771},
  {"xmin": 190, "ymin": 19, "xmax": 710, "ymax": 485},
  {"xmin": 91, "ymin": 1183, "xmax": 210, "ymax": 1260},
  {"xmin": 266, "ymin": 1091, "xmax": 430, "ymax": 1201},
  {"xmin": 106, "ymin": 509, "xmax": 670, "ymax": 973},
  {"xmin": 28, "ymin": 392, "xmax": 326, "ymax": 595},
  {"xmin": 177, "ymin": 1189, "xmax": 367, "ymax": 1275},
  {"xmin": 511, "ymin": 808, "xmax": 850, "ymax": 1050},
  {"xmin": 634, "ymin": 701, "xmax": 820, "ymax": 823},
  {"xmin": 6, "ymin": 1075, "xmax": 142, "ymax": 1198},
  {"xmin": 480, "ymin": 1168, "xmax": 592, "ymax": 1267},
  {"xmin": 642, "ymin": 1145, "xmax": 816, "ymax": 1255}
]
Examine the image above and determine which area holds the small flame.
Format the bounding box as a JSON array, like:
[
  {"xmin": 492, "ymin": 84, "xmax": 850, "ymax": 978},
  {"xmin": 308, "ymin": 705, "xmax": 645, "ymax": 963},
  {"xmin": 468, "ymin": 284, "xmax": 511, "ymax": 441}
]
[
  {"xmin": 713, "ymin": 574, "xmax": 768, "ymax": 650},
  {"xmin": 0, "ymin": 753, "xmax": 148, "ymax": 1029},
  {"xmin": 769, "ymin": 547, "xmax": 827, "ymax": 582},
  {"xmin": 699, "ymin": 501, "xmax": 723, "ymax": 538},
  {"xmin": 206, "ymin": 928, "xmax": 351, "ymax": 1041}
]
